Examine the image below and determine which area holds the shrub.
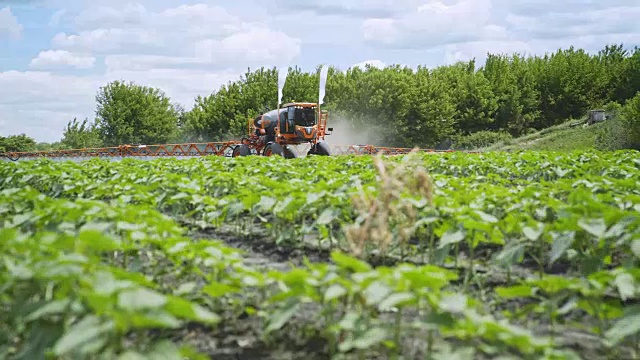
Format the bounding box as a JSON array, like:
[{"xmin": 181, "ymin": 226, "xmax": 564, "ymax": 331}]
[
  {"xmin": 451, "ymin": 130, "xmax": 513, "ymax": 150},
  {"xmin": 595, "ymin": 93, "xmax": 640, "ymax": 150}
]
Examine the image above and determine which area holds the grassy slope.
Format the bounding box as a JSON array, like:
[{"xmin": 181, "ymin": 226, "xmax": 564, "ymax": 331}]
[{"xmin": 484, "ymin": 118, "xmax": 607, "ymax": 151}]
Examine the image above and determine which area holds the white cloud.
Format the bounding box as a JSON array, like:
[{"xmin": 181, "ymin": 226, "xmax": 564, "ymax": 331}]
[
  {"xmin": 74, "ymin": 3, "xmax": 147, "ymax": 30},
  {"xmin": 30, "ymin": 50, "xmax": 96, "ymax": 69},
  {"xmin": 49, "ymin": 3, "xmax": 300, "ymax": 70},
  {"xmin": 52, "ymin": 28, "xmax": 166, "ymax": 54},
  {"xmin": 0, "ymin": 70, "xmax": 98, "ymax": 140},
  {"xmin": 505, "ymin": 4, "xmax": 640, "ymax": 40},
  {"xmin": 363, "ymin": 0, "xmax": 505, "ymax": 48},
  {"xmin": 273, "ymin": 0, "xmax": 423, "ymax": 17},
  {"xmin": 0, "ymin": 7, "xmax": 23, "ymax": 39},
  {"xmin": 505, "ymin": 0, "xmax": 639, "ymax": 16}
]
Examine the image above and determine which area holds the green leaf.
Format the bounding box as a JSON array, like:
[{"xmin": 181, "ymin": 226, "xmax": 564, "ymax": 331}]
[
  {"xmin": 265, "ymin": 298, "xmax": 299, "ymax": 333},
  {"xmin": 378, "ymin": 292, "xmax": 415, "ymax": 310},
  {"xmin": 523, "ymin": 225, "xmax": 543, "ymax": 241},
  {"xmin": 578, "ymin": 218, "xmax": 607, "ymax": 238},
  {"xmin": 13, "ymin": 320, "xmax": 64, "ymax": 360},
  {"xmin": 475, "ymin": 210, "xmax": 498, "ymax": 223},
  {"xmin": 174, "ymin": 282, "xmax": 197, "ymax": 295},
  {"xmin": 119, "ymin": 341, "xmax": 182, "ymax": 360},
  {"xmin": 495, "ymin": 243, "xmax": 525, "ymax": 267},
  {"xmin": 316, "ymin": 208, "xmax": 336, "ymax": 225},
  {"xmin": 364, "ymin": 281, "xmax": 392, "ymax": 306},
  {"xmin": 496, "ymin": 285, "xmax": 534, "ymax": 299},
  {"xmin": 324, "ymin": 284, "xmax": 347, "ymax": 302},
  {"xmin": 10, "ymin": 213, "xmax": 31, "ymax": 227},
  {"xmin": 352, "ymin": 327, "xmax": 388, "ymax": 348},
  {"xmin": 4, "ymin": 258, "xmax": 34, "ymax": 280},
  {"xmin": 165, "ymin": 297, "xmax": 220, "ymax": 325},
  {"xmin": 330, "ymin": 251, "xmax": 371, "ymax": 272},
  {"xmin": 438, "ymin": 229, "xmax": 465, "ymax": 248},
  {"xmin": 117, "ymin": 288, "xmax": 167, "ymax": 311},
  {"xmin": 25, "ymin": 300, "xmax": 72, "ymax": 322},
  {"xmin": 549, "ymin": 231, "xmax": 575, "ymax": 264},
  {"xmin": 631, "ymin": 240, "xmax": 640, "ymax": 258},
  {"xmin": 615, "ymin": 272, "xmax": 636, "ymax": 301},
  {"xmin": 255, "ymin": 196, "xmax": 276, "ymax": 211},
  {"xmin": 53, "ymin": 316, "xmax": 114, "ymax": 356},
  {"xmin": 439, "ymin": 294, "xmax": 467, "ymax": 314},
  {"xmin": 339, "ymin": 327, "xmax": 388, "ymax": 351},
  {"xmin": 605, "ymin": 311, "xmax": 640, "ymax": 346}
]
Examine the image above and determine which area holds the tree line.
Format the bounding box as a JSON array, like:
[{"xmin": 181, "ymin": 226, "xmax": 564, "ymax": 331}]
[{"xmin": 2, "ymin": 44, "xmax": 639, "ymax": 152}]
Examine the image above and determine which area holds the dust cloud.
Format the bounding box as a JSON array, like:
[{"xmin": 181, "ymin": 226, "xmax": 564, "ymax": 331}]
[{"xmin": 323, "ymin": 113, "xmax": 383, "ymax": 147}]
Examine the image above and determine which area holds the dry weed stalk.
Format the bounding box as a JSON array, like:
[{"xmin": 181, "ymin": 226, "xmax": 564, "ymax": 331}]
[{"xmin": 344, "ymin": 149, "xmax": 434, "ymax": 258}]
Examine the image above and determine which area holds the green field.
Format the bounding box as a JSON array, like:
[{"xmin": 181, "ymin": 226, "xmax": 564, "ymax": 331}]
[{"xmin": 1, "ymin": 150, "xmax": 639, "ymax": 360}]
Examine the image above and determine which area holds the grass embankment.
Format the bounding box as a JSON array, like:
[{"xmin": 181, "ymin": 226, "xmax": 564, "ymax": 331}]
[{"xmin": 485, "ymin": 119, "xmax": 607, "ymax": 152}]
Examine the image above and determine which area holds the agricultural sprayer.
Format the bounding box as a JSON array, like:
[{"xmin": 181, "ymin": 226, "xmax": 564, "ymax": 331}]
[{"xmin": 232, "ymin": 66, "xmax": 333, "ymax": 158}]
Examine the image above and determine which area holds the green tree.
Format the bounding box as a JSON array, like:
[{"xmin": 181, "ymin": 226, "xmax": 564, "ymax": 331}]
[
  {"xmin": 402, "ymin": 66, "xmax": 458, "ymax": 147},
  {"xmin": 61, "ymin": 118, "xmax": 103, "ymax": 149},
  {"xmin": 0, "ymin": 134, "xmax": 36, "ymax": 152},
  {"xmin": 619, "ymin": 91, "xmax": 640, "ymax": 149},
  {"xmin": 282, "ymin": 66, "xmax": 320, "ymax": 104},
  {"xmin": 483, "ymin": 53, "xmax": 540, "ymax": 135},
  {"xmin": 94, "ymin": 80, "xmax": 179, "ymax": 146},
  {"xmin": 618, "ymin": 46, "xmax": 640, "ymax": 103},
  {"xmin": 35, "ymin": 142, "xmax": 65, "ymax": 151},
  {"xmin": 181, "ymin": 82, "xmax": 246, "ymax": 142},
  {"xmin": 595, "ymin": 93, "xmax": 640, "ymax": 150}
]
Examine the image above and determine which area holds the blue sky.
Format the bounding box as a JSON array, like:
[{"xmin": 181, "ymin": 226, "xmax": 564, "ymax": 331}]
[{"xmin": 1, "ymin": 0, "xmax": 639, "ymax": 142}]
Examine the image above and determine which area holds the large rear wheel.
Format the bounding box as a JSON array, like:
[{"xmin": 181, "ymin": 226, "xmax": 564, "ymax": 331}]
[
  {"xmin": 232, "ymin": 144, "xmax": 251, "ymax": 157},
  {"xmin": 263, "ymin": 142, "xmax": 284, "ymax": 157},
  {"xmin": 308, "ymin": 141, "xmax": 331, "ymax": 156},
  {"xmin": 283, "ymin": 145, "xmax": 298, "ymax": 159}
]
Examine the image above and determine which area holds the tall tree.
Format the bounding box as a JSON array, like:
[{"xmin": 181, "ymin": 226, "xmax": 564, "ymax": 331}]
[
  {"xmin": 406, "ymin": 66, "xmax": 458, "ymax": 147},
  {"xmin": 61, "ymin": 118, "xmax": 103, "ymax": 149},
  {"xmin": 94, "ymin": 80, "xmax": 179, "ymax": 146},
  {"xmin": 483, "ymin": 53, "xmax": 540, "ymax": 135}
]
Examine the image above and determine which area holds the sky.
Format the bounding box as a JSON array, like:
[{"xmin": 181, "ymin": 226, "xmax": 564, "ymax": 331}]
[{"xmin": 1, "ymin": 0, "xmax": 639, "ymax": 143}]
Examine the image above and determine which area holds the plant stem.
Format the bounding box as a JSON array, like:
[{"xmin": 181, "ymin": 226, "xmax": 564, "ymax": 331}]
[
  {"xmin": 395, "ymin": 308, "xmax": 402, "ymax": 352},
  {"xmin": 428, "ymin": 226, "xmax": 435, "ymax": 264}
]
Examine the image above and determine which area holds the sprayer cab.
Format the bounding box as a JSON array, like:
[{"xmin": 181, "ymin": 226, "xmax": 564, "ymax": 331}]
[{"xmin": 277, "ymin": 102, "xmax": 330, "ymax": 140}]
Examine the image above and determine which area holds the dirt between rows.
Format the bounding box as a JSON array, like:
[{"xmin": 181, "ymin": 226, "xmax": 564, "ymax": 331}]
[{"xmin": 171, "ymin": 225, "xmax": 629, "ymax": 360}]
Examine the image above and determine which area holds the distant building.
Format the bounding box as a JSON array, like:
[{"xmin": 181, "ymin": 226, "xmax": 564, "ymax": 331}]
[{"xmin": 587, "ymin": 109, "xmax": 606, "ymax": 125}]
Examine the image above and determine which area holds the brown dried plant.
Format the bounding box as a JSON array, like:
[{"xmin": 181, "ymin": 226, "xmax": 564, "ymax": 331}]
[{"xmin": 343, "ymin": 149, "xmax": 434, "ymax": 259}]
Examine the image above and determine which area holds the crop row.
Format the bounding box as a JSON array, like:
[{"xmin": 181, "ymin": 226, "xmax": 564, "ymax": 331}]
[
  {"xmin": 1, "ymin": 151, "xmax": 638, "ymax": 274},
  {"xmin": 2, "ymin": 184, "xmax": 638, "ymax": 359}
]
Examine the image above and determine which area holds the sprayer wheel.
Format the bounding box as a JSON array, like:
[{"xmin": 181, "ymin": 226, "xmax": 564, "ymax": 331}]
[
  {"xmin": 283, "ymin": 146, "xmax": 298, "ymax": 159},
  {"xmin": 309, "ymin": 142, "xmax": 331, "ymax": 156},
  {"xmin": 263, "ymin": 142, "xmax": 284, "ymax": 157},
  {"xmin": 232, "ymin": 144, "xmax": 251, "ymax": 157}
]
